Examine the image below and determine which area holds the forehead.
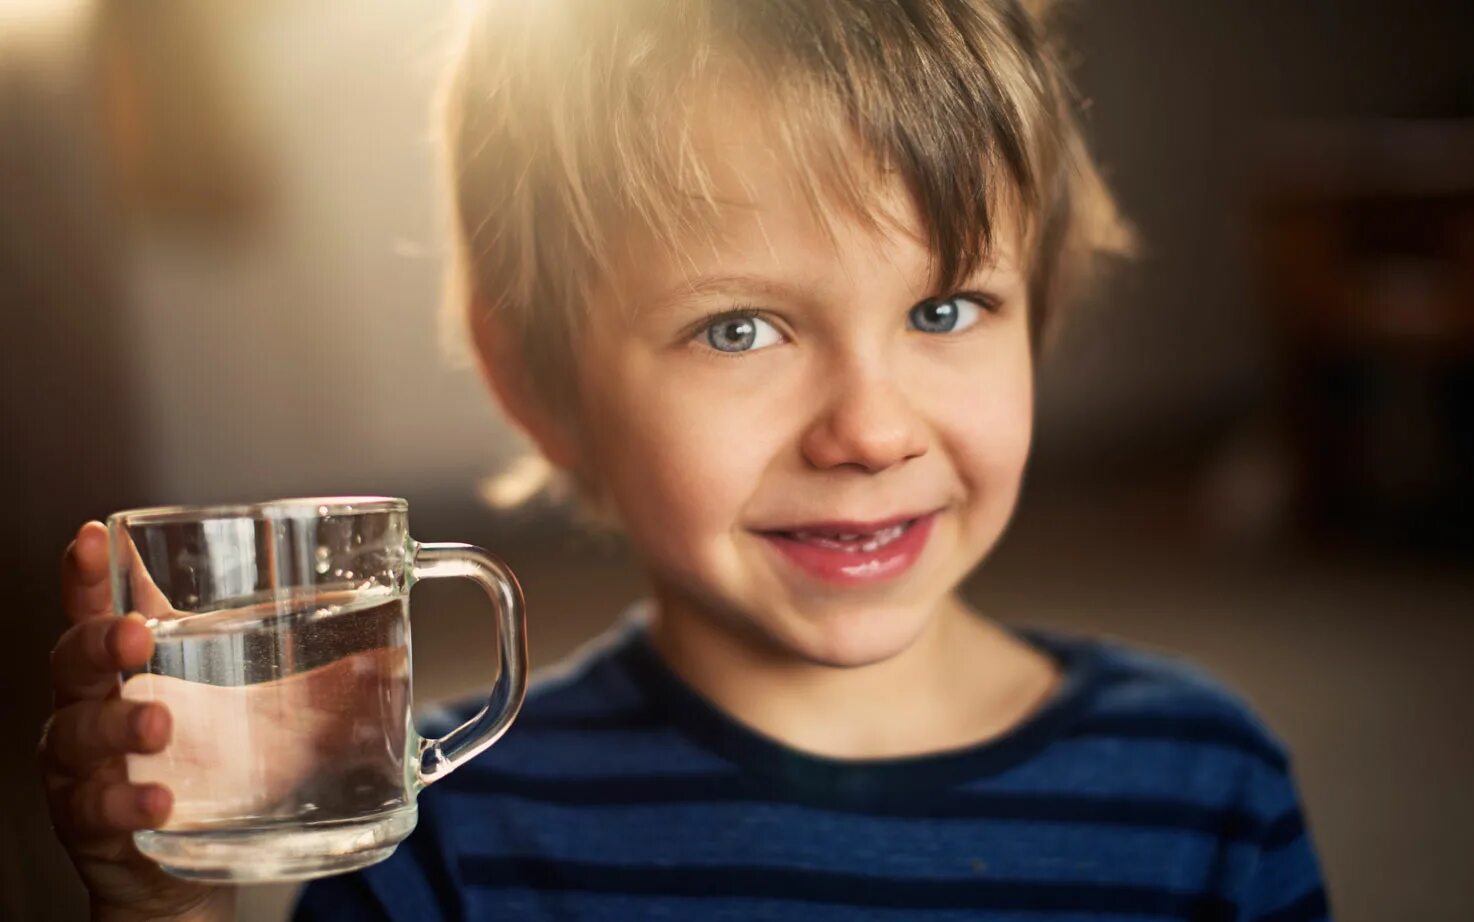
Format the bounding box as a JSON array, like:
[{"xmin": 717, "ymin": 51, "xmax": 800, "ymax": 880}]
[{"xmin": 601, "ymin": 94, "xmax": 1021, "ymax": 315}]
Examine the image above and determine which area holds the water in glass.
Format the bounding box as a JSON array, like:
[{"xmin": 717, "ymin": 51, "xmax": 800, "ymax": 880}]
[{"xmin": 123, "ymin": 589, "xmax": 416, "ymax": 881}]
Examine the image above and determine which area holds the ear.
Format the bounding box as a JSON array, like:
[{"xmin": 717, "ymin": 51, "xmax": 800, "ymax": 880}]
[{"xmin": 468, "ymin": 301, "xmax": 580, "ymax": 470}]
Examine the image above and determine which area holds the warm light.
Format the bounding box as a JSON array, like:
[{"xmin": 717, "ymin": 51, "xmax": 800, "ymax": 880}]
[
  {"xmin": 478, "ymin": 454, "xmax": 555, "ymax": 509},
  {"xmin": 0, "ymin": 0, "xmax": 88, "ymax": 30}
]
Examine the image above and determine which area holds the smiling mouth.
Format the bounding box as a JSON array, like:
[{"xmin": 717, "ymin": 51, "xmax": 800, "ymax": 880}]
[
  {"xmin": 777, "ymin": 520, "xmax": 916, "ymax": 552},
  {"xmin": 754, "ymin": 506, "xmax": 937, "ymax": 547},
  {"xmin": 753, "ymin": 511, "xmax": 939, "ymax": 584}
]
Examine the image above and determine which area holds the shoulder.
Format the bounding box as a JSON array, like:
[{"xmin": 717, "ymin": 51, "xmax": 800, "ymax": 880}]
[
  {"xmin": 1017, "ymin": 629, "xmax": 1319, "ymax": 863},
  {"xmin": 1029, "ymin": 630, "xmax": 1330, "ymax": 918},
  {"xmin": 1030, "ymin": 627, "xmax": 1293, "ymax": 774},
  {"xmin": 1050, "ymin": 634, "xmax": 1330, "ymax": 917}
]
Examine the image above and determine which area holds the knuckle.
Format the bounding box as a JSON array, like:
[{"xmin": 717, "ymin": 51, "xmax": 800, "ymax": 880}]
[
  {"xmin": 85, "ymin": 702, "xmax": 112, "ymax": 751},
  {"xmin": 52, "ymin": 618, "xmax": 93, "ymax": 660},
  {"xmin": 67, "ymin": 780, "xmax": 102, "ymax": 831},
  {"xmin": 73, "ymin": 779, "xmax": 131, "ymax": 833},
  {"xmin": 80, "ymin": 620, "xmax": 113, "ymax": 671},
  {"xmin": 49, "ymin": 623, "xmax": 78, "ymax": 666},
  {"xmin": 101, "ymin": 700, "xmax": 134, "ymax": 749},
  {"xmin": 42, "ymin": 702, "xmax": 121, "ymax": 772}
]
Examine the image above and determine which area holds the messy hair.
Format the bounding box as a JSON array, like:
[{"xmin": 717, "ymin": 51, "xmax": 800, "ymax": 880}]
[{"xmin": 440, "ymin": 0, "xmax": 1130, "ymax": 509}]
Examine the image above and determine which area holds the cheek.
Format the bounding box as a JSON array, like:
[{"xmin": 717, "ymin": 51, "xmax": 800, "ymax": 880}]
[
  {"xmin": 587, "ymin": 358, "xmax": 782, "ymax": 556},
  {"xmin": 937, "ymin": 344, "xmax": 1035, "ymax": 492}
]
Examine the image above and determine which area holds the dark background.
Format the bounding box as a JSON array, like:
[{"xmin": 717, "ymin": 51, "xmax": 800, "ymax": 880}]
[{"xmin": 4, "ymin": 1, "xmax": 1471, "ymax": 919}]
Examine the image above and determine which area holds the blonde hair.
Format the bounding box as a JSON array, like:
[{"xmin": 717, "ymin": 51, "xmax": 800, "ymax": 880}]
[{"xmin": 440, "ymin": 0, "xmax": 1130, "ymax": 511}]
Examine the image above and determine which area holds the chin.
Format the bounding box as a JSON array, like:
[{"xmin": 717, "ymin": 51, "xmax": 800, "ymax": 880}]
[{"xmin": 783, "ymin": 603, "xmax": 932, "ymax": 669}]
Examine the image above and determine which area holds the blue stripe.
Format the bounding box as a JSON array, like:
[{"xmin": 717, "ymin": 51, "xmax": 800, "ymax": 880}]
[
  {"xmin": 447, "ymin": 795, "xmax": 1235, "ymax": 888},
  {"xmin": 511, "ymin": 709, "xmax": 1287, "ymax": 772},
  {"xmin": 1067, "ymin": 713, "xmax": 1288, "ymax": 770},
  {"xmin": 447, "ymin": 769, "xmax": 1268, "ymax": 841},
  {"xmin": 461, "ymin": 856, "xmax": 1237, "ymax": 917}
]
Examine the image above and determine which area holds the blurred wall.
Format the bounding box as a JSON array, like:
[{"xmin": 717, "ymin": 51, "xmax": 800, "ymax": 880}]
[
  {"xmin": 115, "ymin": 0, "xmax": 523, "ymax": 508},
  {"xmin": 2, "ymin": 12, "xmax": 140, "ymax": 922},
  {"xmin": 1036, "ymin": 0, "xmax": 1474, "ymax": 467},
  {"xmin": 105, "ymin": 0, "xmax": 519, "ymax": 509}
]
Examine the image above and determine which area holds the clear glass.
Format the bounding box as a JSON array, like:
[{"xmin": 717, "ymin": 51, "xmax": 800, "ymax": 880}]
[{"xmin": 107, "ymin": 496, "xmax": 527, "ymax": 883}]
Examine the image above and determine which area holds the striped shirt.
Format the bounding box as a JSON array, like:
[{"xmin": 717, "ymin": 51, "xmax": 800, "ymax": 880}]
[{"xmin": 296, "ymin": 608, "xmax": 1329, "ymax": 921}]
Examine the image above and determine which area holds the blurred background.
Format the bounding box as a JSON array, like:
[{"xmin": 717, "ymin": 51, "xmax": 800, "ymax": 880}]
[{"xmin": 3, "ymin": 1, "xmax": 1471, "ymax": 919}]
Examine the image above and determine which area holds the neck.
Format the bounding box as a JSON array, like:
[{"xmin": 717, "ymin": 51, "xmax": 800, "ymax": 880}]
[{"xmin": 645, "ymin": 588, "xmax": 1059, "ymax": 760}]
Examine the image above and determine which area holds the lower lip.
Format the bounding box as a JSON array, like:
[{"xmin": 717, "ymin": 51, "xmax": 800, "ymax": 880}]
[{"xmin": 757, "ymin": 513, "xmax": 937, "ymax": 586}]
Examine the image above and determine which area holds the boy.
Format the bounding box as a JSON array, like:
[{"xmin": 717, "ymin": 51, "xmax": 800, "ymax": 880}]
[{"xmin": 43, "ymin": 1, "xmax": 1329, "ymax": 919}]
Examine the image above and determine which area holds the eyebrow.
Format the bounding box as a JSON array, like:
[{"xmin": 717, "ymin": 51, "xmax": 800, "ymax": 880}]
[
  {"xmin": 641, "ymin": 258, "xmax": 1023, "ymax": 317},
  {"xmin": 642, "ymin": 274, "xmax": 816, "ymax": 315}
]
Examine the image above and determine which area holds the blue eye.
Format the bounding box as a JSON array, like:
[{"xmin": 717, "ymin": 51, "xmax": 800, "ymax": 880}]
[
  {"xmin": 702, "ymin": 313, "xmax": 783, "ymax": 354},
  {"xmin": 908, "ymin": 296, "xmax": 985, "ymax": 334}
]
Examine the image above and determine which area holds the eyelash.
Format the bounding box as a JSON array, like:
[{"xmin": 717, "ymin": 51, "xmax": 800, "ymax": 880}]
[
  {"xmin": 700, "ymin": 305, "xmax": 762, "ymax": 328},
  {"xmin": 687, "ymin": 293, "xmax": 1001, "ymax": 355},
  {"xmin": 955, "ymin": 291, "xmax": 1003, "ymax": 315}
]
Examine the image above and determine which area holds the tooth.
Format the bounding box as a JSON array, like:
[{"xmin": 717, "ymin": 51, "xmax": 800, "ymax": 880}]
[{"xmin": 785, "ymin": 525, "xmax": 916, "ymax": 551}]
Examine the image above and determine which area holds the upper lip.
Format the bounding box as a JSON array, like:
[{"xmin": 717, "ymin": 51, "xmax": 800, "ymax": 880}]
[{"xmin": 754, "ymin": 509, "xmax": 937, "ymax": 535}]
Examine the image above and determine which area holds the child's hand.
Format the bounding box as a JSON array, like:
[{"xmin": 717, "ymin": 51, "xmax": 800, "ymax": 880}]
[{"xmin": 39, "ymin": 522, "xmax": 233, "ymax": 922}]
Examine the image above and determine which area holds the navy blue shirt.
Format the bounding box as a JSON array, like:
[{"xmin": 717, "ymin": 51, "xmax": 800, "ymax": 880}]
[{"xmin": 296, "ymin": 609, "xmax": 1329, "ymax": 921}]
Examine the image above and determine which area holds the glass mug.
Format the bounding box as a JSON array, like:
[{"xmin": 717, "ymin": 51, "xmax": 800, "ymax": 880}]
[{"xmin": 108, "ymin": 497, "xmax": 527, "ymax": 882}]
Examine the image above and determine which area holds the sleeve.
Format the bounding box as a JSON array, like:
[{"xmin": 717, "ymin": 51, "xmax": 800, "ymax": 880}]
[{"xmin": 1233, "ymin": 758, "xmax": 1333, "ymax": 922}]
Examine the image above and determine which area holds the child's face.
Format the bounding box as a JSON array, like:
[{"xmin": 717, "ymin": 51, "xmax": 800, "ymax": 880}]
[{"xmin": 567, "ymin": 107, "xmax": 1034, "ymax": 668}]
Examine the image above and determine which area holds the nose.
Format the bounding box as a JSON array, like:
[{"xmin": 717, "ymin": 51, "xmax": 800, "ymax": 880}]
[{"xmin": 799, "ymin": 359, "xmax": 929, "ymax": 473}]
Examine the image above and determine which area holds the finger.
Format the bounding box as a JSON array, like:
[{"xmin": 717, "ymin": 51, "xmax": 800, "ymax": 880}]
[
  {"xmin": 67, "ymin": 778, "xmax": 172, "ymax": 837},
  {"xmin": 42, "ymin": 700, "xmax": 171, "ymax": 775},
  {"xmin": 116, "ymin": 527, "xmax": 176, "ymax": 619},
  {"xmin": 61, "ymin": 522, "xmax": 113, "ymax": 624},
  {"xmin": 51, "ymin": 614, "xmax": 154, "ymax": 704}
]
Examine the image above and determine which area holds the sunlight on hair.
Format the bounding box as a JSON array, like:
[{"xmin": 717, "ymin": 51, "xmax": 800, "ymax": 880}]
[{"xmin": 478, "ymin": 453, "xmax": 556, "ymax": 509}]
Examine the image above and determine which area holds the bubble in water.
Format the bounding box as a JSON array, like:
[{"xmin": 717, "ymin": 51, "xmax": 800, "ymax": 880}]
[{"xmin": 314, "ymin": 545, "xmax": 331, "ymax": 575}]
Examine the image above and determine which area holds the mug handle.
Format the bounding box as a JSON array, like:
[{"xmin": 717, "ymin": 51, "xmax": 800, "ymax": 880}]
[{"xmin": 407, "ymin": 541, "xmax": 528, "ymax": 788}]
